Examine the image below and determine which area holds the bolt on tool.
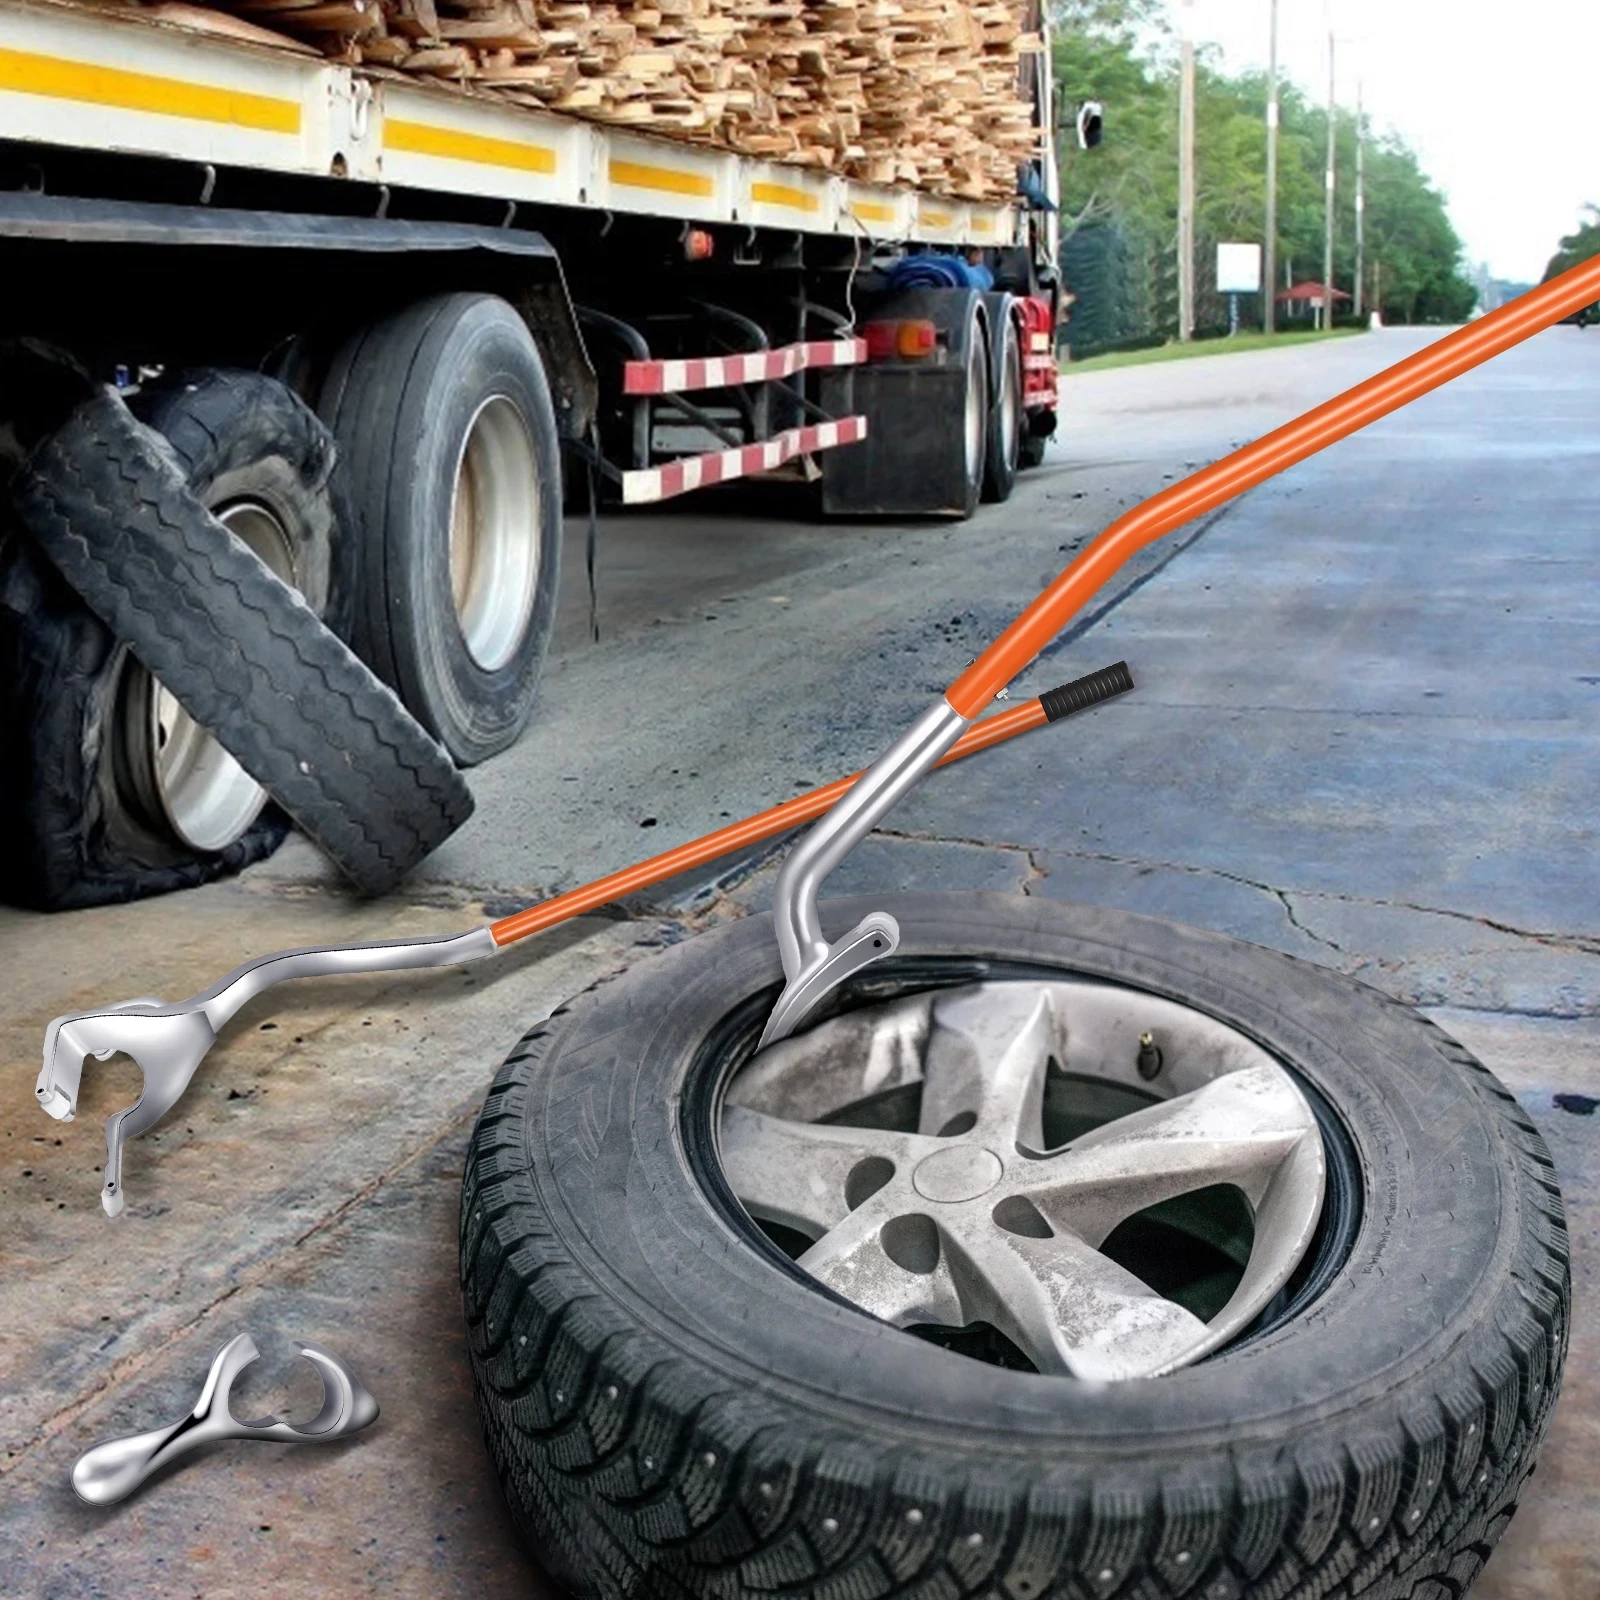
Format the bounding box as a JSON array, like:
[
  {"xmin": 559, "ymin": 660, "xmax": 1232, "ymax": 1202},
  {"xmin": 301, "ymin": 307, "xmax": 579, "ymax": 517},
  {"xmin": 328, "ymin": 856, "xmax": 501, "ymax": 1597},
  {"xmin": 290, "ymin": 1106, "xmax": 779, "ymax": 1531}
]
[{"xmin": 34, "ymin": 252, "xmax": 1600, "ymax": 1215}]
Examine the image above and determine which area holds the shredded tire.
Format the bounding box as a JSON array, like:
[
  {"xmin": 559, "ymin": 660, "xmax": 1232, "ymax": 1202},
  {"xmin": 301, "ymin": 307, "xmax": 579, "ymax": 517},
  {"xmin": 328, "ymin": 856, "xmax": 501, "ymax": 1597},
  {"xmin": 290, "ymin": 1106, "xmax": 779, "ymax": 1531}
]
[{"xmin": 13, "ymin": 386, "xmax": 474, "ymax": 896}]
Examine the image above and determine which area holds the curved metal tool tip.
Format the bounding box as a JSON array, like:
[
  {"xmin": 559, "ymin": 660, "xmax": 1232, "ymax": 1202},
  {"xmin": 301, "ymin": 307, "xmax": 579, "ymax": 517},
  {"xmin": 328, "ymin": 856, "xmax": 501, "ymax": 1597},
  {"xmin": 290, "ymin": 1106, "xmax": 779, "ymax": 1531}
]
[
  {"xmin": 291, "ymin": 1342, "xmax": 381, "ymax": 1435},
  {"xmin": 71, "ymin": 1332, "xmax": 379, "ymax": 1506}
]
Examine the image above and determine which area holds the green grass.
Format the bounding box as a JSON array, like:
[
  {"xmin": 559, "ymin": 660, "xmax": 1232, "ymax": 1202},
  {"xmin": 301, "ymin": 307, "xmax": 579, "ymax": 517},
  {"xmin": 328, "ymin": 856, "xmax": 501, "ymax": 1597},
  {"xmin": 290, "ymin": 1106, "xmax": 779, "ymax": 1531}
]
[{"xmin": 1061, "ymin": 326, "xmax": 1365, "ymax": 374}]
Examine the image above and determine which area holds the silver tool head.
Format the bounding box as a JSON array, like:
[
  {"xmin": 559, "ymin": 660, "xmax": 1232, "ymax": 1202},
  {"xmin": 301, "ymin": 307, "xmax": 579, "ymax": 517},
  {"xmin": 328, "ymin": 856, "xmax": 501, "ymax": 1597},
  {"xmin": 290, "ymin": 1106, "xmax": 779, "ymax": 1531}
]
[
  {"xmin": 38, "ymin": 999, "xmax": 217, "ymax": 1217},
  {"xmin": 35, "ymin": 927, "xmax": 497, "ymax": 1217},
  {"xmin": 71, "ymin": 1332, "xmax": 380, "ymax": 1506}
]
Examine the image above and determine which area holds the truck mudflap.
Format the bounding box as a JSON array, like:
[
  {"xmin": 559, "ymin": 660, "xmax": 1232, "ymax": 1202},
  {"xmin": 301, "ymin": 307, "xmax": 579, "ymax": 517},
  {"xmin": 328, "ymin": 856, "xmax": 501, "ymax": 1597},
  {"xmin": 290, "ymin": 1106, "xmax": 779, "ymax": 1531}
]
[{"xmin": 818, "ymin": 284, "xmax": 989, "ymax": 517}]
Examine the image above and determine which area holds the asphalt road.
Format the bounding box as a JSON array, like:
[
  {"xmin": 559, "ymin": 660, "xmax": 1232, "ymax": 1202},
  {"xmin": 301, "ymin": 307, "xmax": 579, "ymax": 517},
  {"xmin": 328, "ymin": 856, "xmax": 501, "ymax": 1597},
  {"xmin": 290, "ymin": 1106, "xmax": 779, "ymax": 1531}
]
[{"xmin": 3, "ymin": 325, "xmax": 1596, "ymax": 1598}]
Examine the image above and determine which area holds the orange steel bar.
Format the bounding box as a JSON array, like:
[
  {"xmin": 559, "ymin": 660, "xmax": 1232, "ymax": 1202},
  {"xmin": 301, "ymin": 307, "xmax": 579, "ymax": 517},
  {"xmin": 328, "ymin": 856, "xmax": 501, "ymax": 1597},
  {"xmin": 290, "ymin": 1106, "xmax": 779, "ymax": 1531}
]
[
  {"xmin": 947, "ymin": 254, "xmax": 1600, "ymax": 718},
  {"xmin": 489, "ymin": 697, "xmax": 1049, "ymax": 945}
]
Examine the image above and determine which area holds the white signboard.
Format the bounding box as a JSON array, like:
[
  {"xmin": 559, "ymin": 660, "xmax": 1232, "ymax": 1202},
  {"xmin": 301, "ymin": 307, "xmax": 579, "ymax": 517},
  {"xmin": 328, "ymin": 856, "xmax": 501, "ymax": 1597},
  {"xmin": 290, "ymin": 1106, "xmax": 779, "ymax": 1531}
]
[{"xmin": 1216, "ymin": 242, "xmax": 1262, "ymax": 294}]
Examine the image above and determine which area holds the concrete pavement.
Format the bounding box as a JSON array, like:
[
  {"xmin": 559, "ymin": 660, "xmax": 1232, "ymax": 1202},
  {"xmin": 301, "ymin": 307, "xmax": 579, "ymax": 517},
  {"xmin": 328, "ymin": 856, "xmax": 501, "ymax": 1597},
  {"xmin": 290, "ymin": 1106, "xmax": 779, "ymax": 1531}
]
[{"xmin": 3, "ymin": 325, "xmax": 1596, "ymax": 1597}]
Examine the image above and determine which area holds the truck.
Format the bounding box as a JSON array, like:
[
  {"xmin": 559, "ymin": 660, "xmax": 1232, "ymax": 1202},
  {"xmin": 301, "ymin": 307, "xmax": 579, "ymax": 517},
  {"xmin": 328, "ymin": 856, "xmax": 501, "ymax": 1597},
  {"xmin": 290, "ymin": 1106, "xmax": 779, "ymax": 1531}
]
[{"xmin": 0, "ymin": 0, "xmax": 1073, "ymax": 906}]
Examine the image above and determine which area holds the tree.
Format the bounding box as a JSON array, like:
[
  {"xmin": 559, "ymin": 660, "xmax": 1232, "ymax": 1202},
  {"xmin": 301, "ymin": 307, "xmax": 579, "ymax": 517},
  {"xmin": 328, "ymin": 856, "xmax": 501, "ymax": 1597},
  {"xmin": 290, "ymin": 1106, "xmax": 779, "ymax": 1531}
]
[
  {"xmin": 1049, "ymin": 0, "xmax": 1476, "ymax": 346},
  {"xmin": 1544, "ymin": 208, "xmax": 1600, "ymax": 281}
]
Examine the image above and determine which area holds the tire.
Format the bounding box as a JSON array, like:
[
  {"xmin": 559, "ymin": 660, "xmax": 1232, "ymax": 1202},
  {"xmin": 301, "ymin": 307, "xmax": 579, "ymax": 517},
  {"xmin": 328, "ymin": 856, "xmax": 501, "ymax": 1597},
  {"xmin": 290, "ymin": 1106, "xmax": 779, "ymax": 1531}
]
[
  {"xmin": 137, "ymin": 368, "xmax": 357, "ymax": 640},
  {"xmin": 320, "ymin": 292, "xmax": 562, "ymax": 766},
  {"xmin": 958, "ymin": 319, "xmax": 989, "ymax": 518},
  {"xmin": 12, "ymin": 386, "xmax": 475, "ymax": 897},
  {"xmin": 461, "ymin": 893, "xmax": 1567, "ymax": 1600},
  {"xmin": 0, "ymin": 532, "xmax": 289, "ymax": 908},
  {"xmin": 0, "ymin": 369, "xmax": 351, "ymax": 908},
  {"xmin": 981, "ymin": 315, "xmax": 1022, "ymax": 503}
]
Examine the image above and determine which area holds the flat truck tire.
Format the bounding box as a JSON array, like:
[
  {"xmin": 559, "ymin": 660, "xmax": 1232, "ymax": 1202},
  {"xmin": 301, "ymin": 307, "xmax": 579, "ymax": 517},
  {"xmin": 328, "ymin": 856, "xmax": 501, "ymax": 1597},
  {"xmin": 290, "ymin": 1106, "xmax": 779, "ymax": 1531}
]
[
  {"xmin": 461, "ymin": 894, "xmax": 1568, "ymax": 1599},
  {"xmin": 0, "ymin": 369, "xmax": 349, "ymax": 907},
  {"xmin": 11, "ymin": 386, "xmax": 474, "ymax": 898},
  {"xmin": 0, "ymin": 529, "xmax": 290, "ymax": 909}
]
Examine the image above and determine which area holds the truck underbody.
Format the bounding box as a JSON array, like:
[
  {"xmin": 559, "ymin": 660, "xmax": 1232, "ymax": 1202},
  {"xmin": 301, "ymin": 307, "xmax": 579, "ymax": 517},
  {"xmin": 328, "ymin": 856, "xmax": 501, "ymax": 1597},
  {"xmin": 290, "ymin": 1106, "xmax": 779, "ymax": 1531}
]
[{"xmin": 0, "ymin": 0, "xmax": 1063, "ymax": 905}]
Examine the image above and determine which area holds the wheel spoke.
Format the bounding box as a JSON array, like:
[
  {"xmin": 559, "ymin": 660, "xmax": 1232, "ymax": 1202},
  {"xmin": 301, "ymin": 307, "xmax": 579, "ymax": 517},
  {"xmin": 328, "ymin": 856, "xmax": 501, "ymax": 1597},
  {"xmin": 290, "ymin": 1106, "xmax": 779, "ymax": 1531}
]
[
  {"xmin": 920, "ymin": 985, "xmax": 1057, "ymax": 1147},
  {"xmin": 720, "ymin": 1105, "xmax": 935, "ymax": 1240},
  {"xmin": 720, "ymin": 980, "xmax": 1327, "ymax": 1383},
  {"xmin": 941, "ymin": 1208, "xmax": 1210, "ymax": 1380},
  {"xmin": 1016, "ymin": 1063, "xmax": 1319, "ymax": 1244},
  {"xmin": 796, "ymin": 1197, "xmax": 964, "ymax": 1327}
]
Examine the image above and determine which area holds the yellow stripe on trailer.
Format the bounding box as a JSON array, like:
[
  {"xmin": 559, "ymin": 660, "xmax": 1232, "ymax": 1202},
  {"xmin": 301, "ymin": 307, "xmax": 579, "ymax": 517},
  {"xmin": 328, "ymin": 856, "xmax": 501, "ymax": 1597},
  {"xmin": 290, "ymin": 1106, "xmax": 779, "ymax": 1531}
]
[
  {"xmin": 850, "ymin": 200, "xmax": 897, "ymax": 225},
  {"xmin": 610, "ymin": 159, "xmax": 713, "ymax": 198},
  {"xmin": 386, "ymin": 118, "xmax": 557, "ymax": 176},
  {"xmin": 0, "ymin": 44, "xmax": 298, "ymax": 133},
  {"xmin": 751, "ymin": 180, "xmax": 820, "ymax": 213}
]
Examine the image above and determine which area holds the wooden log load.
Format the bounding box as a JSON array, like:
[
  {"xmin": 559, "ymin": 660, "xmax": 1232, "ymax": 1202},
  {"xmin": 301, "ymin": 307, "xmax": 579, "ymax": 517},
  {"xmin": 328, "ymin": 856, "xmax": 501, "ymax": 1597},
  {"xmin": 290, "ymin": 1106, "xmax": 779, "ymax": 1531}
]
[{"xmin": 116, "ymin": 0, "xmax": 1044, "ymax": 201}]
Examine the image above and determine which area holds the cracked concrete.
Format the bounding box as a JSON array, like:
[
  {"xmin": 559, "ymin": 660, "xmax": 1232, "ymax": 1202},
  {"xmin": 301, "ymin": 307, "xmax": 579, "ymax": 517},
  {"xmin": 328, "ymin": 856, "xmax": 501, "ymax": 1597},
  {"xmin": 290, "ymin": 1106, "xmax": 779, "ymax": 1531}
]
[{"xmin": 4, "ymin": 327, "xmax": 1598, "ymax": 1597}]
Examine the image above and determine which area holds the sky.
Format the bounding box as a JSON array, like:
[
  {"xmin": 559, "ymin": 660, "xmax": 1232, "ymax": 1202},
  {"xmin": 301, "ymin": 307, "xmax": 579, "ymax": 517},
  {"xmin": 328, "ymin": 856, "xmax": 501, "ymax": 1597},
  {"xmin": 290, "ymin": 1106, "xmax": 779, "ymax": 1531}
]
[{"xmin": 1173, "ymin": 0, "xmax": 1598, "ymax": 283}]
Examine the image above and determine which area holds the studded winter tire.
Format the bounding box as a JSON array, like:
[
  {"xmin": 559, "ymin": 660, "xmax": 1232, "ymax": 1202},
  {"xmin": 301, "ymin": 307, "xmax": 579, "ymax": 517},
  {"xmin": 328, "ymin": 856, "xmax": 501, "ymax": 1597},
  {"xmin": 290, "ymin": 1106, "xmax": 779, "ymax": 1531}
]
[{"xmin": 460, "ymin": 893, "xmax": 1568, "ymax": 1599}]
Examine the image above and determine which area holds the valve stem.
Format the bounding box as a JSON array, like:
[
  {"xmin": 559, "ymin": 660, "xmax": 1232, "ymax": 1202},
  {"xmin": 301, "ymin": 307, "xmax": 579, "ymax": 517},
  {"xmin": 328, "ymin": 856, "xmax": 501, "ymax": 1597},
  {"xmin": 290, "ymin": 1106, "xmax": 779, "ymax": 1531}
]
[{"xmin": 1137, "ymin": 1031, "xmax": 1164, "ymax": 1080}]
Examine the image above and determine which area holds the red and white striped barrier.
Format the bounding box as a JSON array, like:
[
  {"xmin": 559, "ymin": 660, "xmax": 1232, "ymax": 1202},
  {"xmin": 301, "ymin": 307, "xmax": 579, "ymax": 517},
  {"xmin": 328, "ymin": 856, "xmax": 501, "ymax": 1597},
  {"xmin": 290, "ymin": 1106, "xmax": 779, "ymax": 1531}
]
[
  {"xmin": 619, "ymin": 416, "xmax": 868, "ymax": 505},
  {"xmin": 623, "ymin": 337, "xmax": 867, "ymax": 396}
]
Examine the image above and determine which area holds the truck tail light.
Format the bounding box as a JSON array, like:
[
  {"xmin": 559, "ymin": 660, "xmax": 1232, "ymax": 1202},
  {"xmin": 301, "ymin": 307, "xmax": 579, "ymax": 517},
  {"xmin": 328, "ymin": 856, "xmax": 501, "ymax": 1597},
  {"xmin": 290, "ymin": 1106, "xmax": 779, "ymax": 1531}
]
[
  {"xmin": 864, "ymin": 319, "xmax": 939, "ymax": 361},
  {"xmin": 864, "ymin": 320, "xmax": 898, "ymax": 360}
]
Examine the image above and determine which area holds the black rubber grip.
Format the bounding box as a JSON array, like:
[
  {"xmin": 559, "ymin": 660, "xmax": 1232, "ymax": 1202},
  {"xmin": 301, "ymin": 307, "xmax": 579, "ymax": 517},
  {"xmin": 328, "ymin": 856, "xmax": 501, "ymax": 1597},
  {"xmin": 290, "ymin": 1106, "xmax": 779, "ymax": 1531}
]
[{"xmin": 1039, "ymin": 661, "xmax": 1134, "ymax": 721}]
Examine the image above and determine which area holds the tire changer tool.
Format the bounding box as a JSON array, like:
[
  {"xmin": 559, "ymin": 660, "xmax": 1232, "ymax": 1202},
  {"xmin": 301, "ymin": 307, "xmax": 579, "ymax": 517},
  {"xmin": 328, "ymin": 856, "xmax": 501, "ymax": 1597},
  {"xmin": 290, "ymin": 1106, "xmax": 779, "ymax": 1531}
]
[
  {"xmin": 33, "ymin": 251, "xmax": 1600, "ymax": 1218},
  {"xmin": 70, "ymin": 1332, "xmax": 379, "ymax": 1506}
]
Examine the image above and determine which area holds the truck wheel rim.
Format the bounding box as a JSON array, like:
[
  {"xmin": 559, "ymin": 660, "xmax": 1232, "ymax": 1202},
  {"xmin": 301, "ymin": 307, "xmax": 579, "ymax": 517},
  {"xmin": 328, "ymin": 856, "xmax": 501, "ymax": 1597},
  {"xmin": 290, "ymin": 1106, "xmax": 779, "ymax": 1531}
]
[
  {"xmin": 964, "ymin": 346, "xmax": 986, "ymax": 485},
  {"xmin": 449, "ymin": 394, "xmax": 541, "ymax": 674},
  {"xmin": 128, "ymin": 501, "xmax": 294, "ymax": 853},
  {"xmin": 1000, "ymin": 337, "xmax": 1020, "ymax": 465},
  {"xmin": 718, "ymin": 979, "xmax": 1326, "ymax": 1380}
]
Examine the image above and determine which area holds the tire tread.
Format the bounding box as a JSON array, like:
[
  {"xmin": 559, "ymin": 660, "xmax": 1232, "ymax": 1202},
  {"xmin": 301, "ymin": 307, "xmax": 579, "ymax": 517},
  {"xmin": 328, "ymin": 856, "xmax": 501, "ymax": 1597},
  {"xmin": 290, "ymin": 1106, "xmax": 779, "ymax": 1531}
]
[
  {"xmin": 14, "ymin": 388, "xmax": 473, "ymax": 894},
  {"xmin": 461, "ymin": 971, "xmax": 1568, "ymax": 1599}
]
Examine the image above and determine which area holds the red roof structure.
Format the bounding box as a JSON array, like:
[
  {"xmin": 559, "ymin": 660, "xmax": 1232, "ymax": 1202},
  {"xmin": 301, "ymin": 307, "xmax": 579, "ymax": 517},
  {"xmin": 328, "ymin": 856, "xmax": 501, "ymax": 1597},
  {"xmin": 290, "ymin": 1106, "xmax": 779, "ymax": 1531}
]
[{"xmin": 1277, "ymin": 281, "xmax": 1352, "ymax": 303}]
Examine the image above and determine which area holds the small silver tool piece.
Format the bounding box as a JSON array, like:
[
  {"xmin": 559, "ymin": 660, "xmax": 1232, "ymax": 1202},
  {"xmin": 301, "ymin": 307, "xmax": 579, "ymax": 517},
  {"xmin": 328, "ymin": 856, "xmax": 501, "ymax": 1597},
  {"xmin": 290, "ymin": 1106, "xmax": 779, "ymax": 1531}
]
[
  {"xmin": 36, "ymin": 926, "xmax": 497, "ymax": 1215},
  {"xmin": 71, "ymin": 1332, "xmax": 379, "ymax": 1506}
]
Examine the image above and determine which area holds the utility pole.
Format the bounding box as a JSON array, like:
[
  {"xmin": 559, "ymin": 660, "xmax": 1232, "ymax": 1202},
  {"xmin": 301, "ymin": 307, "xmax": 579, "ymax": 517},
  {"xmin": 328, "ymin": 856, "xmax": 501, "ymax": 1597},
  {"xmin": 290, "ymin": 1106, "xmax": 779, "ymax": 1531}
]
[
  {"xmin": 1177, "ymin": 0, "xmax": 1196, "ymax": 341},
  {"xmin": 1353, "ymin": 78, "xmax": 1365, "ymax": 318},
  {"xmin": 1320, "ymin": 30, "xmax": 1335, "ymax": 331},
  {"xmin": 1263, "ymin": 0, "xmax": 1279, "ymax": 333}
]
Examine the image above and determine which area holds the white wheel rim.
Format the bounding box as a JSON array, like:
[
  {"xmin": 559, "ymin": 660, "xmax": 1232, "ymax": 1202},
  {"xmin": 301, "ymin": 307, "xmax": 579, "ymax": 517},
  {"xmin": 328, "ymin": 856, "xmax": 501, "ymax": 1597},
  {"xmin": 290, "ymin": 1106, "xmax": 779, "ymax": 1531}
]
[
  {"xmin": 1000, "ymin": 339, "xmax": 1020, "ymax": 466},
  {"xmin": 449, "ymin": 394, "xmax": 541, "ymax": 673},
  {"xmin": 138, "ymin": 501, "xmax": 293, "ymax": 853},
  {"xmin": 964, "ymin": 344, "xmax": 986, "ymax": 485},
  {"xmin": 720, "ymin": 980, "xmax": 1326, "ymax": 1381}
]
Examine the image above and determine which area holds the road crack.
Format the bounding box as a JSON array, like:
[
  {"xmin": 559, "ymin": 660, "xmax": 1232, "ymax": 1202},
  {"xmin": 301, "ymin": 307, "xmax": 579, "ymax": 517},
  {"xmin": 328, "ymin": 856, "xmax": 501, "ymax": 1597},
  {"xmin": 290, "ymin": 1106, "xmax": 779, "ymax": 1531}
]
[{"xmin": 866, "ymin": 830, "xmax": 1600, "ymax": 959}]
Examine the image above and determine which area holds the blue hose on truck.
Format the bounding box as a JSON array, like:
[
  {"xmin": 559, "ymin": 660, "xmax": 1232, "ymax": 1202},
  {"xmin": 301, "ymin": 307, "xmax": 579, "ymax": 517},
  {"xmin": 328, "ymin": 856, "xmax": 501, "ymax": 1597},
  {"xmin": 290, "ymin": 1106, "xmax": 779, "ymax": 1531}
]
[{"xmin": 886, "ymin": 253, "xmax": 995, "ymax": 292}]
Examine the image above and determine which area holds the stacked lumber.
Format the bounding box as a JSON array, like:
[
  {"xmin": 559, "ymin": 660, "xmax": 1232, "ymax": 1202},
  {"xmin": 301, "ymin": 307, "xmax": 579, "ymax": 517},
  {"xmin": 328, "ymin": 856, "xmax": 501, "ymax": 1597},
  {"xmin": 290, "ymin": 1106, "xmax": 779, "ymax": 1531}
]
[{"xmin": 125, "ymin": 0, "xmax": 1043, "ymax": 200}]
